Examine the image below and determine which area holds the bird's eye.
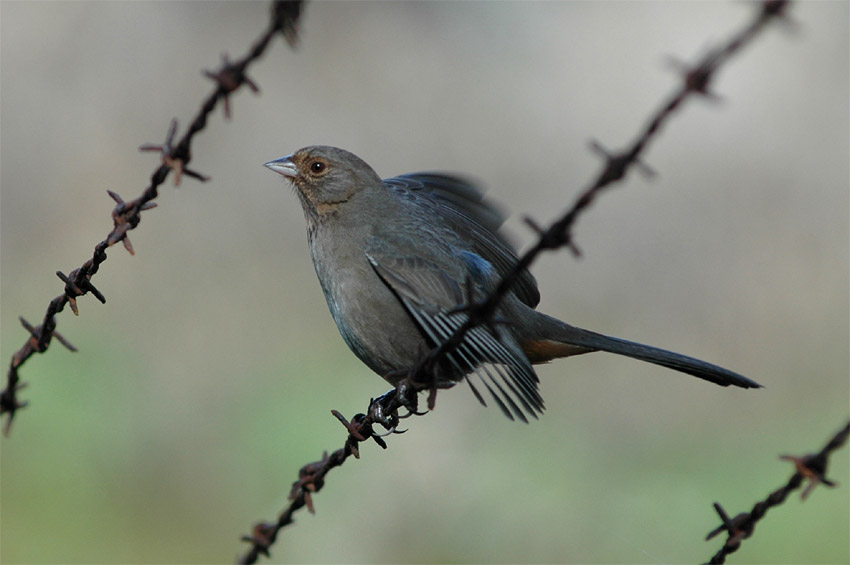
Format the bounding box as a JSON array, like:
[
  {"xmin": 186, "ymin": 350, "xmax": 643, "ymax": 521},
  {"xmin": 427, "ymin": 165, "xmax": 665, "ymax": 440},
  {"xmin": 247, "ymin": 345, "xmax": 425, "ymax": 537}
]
[{"xmin": 310, "ymin": 160, "xmax": 327, "ymax": 174}]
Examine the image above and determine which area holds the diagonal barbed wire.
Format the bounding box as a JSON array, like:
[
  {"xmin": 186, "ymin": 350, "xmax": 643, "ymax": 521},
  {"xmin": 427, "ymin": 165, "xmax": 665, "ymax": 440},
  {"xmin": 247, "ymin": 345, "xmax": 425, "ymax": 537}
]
[
  {"xmin": 705, "ymin": 421, "xmax": 849, "ymax": 564},
  {"xmin": 413, "ymin": 0, "xmax": 794, "ymax": 388},
  {"xmin": 0, "ymin": 0, "xmax": 304, "ymax": 436},
  {"xmin": 237, "ymin": 1, "xmax": 795, "ymax": 562}
]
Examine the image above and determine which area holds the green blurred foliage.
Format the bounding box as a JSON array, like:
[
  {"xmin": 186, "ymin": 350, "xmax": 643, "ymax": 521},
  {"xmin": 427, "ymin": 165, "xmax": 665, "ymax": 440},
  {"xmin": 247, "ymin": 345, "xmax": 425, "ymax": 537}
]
[{"xmin": 1, "ymin": 2, "xmax": 847, "ymax": 564}]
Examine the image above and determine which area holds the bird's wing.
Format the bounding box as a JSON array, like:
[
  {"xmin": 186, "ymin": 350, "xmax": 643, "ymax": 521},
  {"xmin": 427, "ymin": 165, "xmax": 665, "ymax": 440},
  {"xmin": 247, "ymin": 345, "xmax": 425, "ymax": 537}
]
[
  {"xmin": 365, "ymin": 246, "xmax": 544, "ymax": 422},
  {"xmin": 384, "ymin": 173, "xmax": 541, "ymax": 309}
]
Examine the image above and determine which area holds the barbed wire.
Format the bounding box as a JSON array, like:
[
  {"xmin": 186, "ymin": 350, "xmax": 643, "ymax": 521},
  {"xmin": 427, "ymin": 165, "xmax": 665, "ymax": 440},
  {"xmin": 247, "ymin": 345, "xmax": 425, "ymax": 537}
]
[
  {"xmin": 237, "ymin": 1, "xmax": 797, "ymax": 563},
  {"xmin": 705, "ymin": 421, "xmax": 849, "ymax": 564},
  {"xmin": 0, "ymin": 0, "xmax": 304, "ymax": 436}
]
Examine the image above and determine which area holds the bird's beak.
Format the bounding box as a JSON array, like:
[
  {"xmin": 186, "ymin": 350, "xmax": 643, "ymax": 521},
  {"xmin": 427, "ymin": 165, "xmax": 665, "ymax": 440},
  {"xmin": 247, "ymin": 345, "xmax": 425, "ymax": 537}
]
[{"xmin": 263, "ymin": 155, "xmax": 298, "ymax": 179}]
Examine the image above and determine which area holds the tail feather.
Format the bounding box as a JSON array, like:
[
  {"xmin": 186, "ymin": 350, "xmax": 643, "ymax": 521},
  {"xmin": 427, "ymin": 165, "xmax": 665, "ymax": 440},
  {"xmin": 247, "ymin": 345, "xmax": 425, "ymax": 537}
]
[
  {"xmin": 579, "ymin": 332, "xmax": 760, "ymax": 388},
  {"xmin": 524, "ymin": 313, "xmax": 761, "ymax": 389}
]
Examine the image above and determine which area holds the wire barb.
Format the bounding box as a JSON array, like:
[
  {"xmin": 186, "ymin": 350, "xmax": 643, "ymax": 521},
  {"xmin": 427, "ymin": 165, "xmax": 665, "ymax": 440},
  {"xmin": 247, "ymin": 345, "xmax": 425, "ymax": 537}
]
[
  {"xmin": 139, "ymin": 119, "xmax": 210, "ymax": 186},
  {"xmin": 272, "ymin": 0, "xmax": 304, "ymax": 48},
  {"xmin": 204, "ymin": 53, "xmax": 260, "ymax": 119}
]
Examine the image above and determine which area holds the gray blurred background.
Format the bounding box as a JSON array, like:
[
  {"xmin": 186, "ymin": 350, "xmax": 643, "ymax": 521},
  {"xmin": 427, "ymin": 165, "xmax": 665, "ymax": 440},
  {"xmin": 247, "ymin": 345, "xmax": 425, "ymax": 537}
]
[{"xmin": 1, "ymin": 2, "xmax": 847, "ymax": 563}]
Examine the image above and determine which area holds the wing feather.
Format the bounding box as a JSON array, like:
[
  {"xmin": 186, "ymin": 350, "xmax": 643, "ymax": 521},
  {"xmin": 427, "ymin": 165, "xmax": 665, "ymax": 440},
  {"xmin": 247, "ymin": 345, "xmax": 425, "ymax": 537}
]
[
  {"xmin": 384, "ymin": 173, "xmax": 541, "ymax": 308},
  {"xmin": 367, "ymin": 249, "xmax": 544, "ymax": 421}
]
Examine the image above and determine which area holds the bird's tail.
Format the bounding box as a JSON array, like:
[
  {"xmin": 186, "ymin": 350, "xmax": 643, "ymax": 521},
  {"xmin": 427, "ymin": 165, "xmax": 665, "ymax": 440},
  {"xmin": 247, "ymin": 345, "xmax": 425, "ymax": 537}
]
[{"xmin": 521, "ymin": 312, "xmax": 761, "ymax": 389}]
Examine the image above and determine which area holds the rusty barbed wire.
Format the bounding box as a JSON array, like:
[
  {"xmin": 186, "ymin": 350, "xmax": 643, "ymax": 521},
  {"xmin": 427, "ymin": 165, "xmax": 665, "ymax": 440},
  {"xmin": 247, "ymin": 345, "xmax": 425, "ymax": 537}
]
[
  {"xmin": 705, "ymin": 421, "xmax": 849, "ymax": 564},
  {"xmin": 237, "ymin": 2, "xmax": 794, "ymax": 562},
  {"xmin": 0, "ymin": 0, "xmax": 305, "ymax": 436}
]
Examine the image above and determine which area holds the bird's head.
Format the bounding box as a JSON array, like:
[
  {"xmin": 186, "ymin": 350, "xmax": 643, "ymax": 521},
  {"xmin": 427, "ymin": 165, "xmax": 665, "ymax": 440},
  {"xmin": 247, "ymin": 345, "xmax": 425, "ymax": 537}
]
[{"xmin": 265, "ymin": 145, "xmax": 383, "ymax": 217}]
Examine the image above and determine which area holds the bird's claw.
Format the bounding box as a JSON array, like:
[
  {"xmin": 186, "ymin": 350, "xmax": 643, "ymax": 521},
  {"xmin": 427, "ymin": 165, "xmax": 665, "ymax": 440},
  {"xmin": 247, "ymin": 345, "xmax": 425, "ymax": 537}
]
[
  {"xmin": 373, "ymin": 426, "xmax": 407, "ymax": 438},
  {"xmin": 398, "ymin": 406, "xmax": 429, "ymax": 419}
]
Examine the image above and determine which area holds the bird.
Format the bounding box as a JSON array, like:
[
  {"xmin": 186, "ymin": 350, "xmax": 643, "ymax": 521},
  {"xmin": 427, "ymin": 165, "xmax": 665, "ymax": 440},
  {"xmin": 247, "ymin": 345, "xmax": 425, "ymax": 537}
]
[{"xmin": 265, "ymin": 145, "xmax": 761, "ymax": 422}]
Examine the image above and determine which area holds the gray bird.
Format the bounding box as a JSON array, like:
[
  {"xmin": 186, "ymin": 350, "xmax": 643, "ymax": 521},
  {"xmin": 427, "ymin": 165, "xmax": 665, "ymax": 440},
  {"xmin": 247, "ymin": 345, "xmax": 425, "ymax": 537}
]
[{"xmin": 265, "ymin": 146, "xmax": 760, "ymax": 422}]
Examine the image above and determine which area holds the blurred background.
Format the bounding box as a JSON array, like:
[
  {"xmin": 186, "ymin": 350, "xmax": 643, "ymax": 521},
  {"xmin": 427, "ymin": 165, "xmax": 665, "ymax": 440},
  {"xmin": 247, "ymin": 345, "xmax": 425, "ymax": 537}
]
[{"xmin": 1, "ymin": 2, "xmax": 847, "ymax": 563}]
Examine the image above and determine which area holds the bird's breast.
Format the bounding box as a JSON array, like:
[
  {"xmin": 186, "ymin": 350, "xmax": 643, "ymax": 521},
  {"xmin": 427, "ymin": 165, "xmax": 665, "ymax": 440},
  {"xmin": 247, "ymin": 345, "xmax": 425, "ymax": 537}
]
[{"xmin": 307, "ymin": 228, "xmax": 427, "ymax": 379}]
